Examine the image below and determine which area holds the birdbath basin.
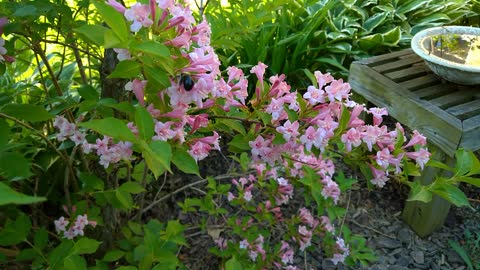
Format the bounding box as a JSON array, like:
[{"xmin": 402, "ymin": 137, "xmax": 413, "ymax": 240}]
[{"xmin": 411, "ymin": 26, "xmax": 480, "ymax": 85}]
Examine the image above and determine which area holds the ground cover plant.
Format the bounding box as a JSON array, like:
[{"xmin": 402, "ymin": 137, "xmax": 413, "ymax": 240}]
[{"xmin": 0, "ymin": 0, "xmax": 480, "ymax": 269}]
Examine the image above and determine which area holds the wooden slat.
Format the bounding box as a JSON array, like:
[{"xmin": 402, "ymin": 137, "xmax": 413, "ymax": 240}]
[
  {"xmin": 429, "ymin": 89, "xmax": 477, "ymax": 109},
  {"xmin": 400, "ymin": 74, "xmax": 439, "ymax": 90},
  {"xmin": 349, "ymin": 63, "xmax": 462, "ymax": 156},
  {"xmin": 384, "ymin": 65, "xmax": 429, "ymax": 82},
  {"xmin": 415, "ymin": 83, "xmax": 457, "ymax": 99},
  {"xmin": 446, "ymin": 99, "xmax": 480, "ymax": 119},
  {"xmin": 357, "ymin": 49, "xmax": 414, "ymax": 66},
  {"xmin": 373, "ymin": 54, "xmax": 423, "ymax": 73},
  {"xmin": 460, "ymin": 115, "xmax": 480, "ymax": 152}
]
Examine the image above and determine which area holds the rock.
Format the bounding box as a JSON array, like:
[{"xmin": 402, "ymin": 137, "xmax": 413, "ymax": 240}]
[
  {"xmin": 446, "ymin": 250, "xmax": 464, "ymax": 264},
  {"xmin": 410, "ymin": 250, "xmax": 425, "ymax": 264},
  {"xmin": 397, "ymin": 228, "xmax": 411, "ymax": 244},
  {"xmin": 396, "ymin": 255, "xmax": 411, "ymax": 267},
  {"xmin": 374, "ymin": 236, "xmax": 402, "ymax": 249},
  {"xmin": 388, "ymin": 266, "xmax": 410, "ymax": 270},
  {"xmin": 369, "ymin": 265, "xmax": 388, "ymax": 270}
]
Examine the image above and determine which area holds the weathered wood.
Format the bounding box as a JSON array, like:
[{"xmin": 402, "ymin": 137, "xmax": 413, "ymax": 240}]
[
  {"xmin": 446, "ymin": 99, "xmax": 480, "ymax": 119},
  {"xmin": 357, "ymin": 49, "xmax": 414, "ymax": 65},
  {"xmin": 400, "ymin": 74, "xmax": 438, "ymax": 90},
  {"xmin": 373, "ymin": 54, "xmax": 423, "ymax": 73},
  {"xmin": 429, "ymin": 89, "xmax": 478, "ymax": 109},
  {"xmin": 402, "ymin": 144, "xmax": 454, "ymax": 237},
  {"xmin": 384, "ymin": 64, "xmax": 428, "ymax": 82},
  {"xmin": 415, "ymin": 83, "xmax": 457, "ymax": 99},
  {"xmin": 461, "ymin": 115, "xmax": 480, "ymax": 151},
  {"xmin": 349, "ymin": 49, "xmax": 480, "ymax": 237},
  {"xmin": 349, "ymin": 64, "xmax": 463, "ymax": 156}
]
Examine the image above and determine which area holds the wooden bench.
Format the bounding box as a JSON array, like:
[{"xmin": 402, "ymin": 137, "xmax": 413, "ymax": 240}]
[{"xmin": 348, "ymin": 49, "xmax": 480, "ymax": 237}]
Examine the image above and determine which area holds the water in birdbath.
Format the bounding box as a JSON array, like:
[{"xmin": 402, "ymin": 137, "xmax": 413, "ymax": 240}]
[{"xmin": 423, "ymin": 34, "xmax": 480, "ymax": 67}]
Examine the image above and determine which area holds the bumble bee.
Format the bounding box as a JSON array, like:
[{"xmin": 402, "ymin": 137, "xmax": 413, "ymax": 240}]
[{"xmin": 180, "ymin": 74, "xmax": 194, "ymax": 91}]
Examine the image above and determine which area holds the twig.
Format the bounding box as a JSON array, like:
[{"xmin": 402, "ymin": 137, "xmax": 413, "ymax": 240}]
[{"xmin": 347, "ymin": 219, "xmax": 396, "ymax": 240}]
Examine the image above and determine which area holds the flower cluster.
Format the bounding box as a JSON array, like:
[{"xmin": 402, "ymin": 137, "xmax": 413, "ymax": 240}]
[
  {"xmin": 0, "ymin": 17, "xmax": 14, "ymax": 63},
  {"xmin": 50, "ymin": 0, "xmax": 432, "ymax": 268},
  {"xmin": 54, "ymin": 214, "xmax": 96, "ymax": 240}
]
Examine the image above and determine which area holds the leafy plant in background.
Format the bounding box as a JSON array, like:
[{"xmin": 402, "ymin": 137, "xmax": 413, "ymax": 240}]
[
  {"xmin": 0, "ymin": 0, "xmax": 479, "ymax": 269},
  {"xmin": 204, "ymin": 0, "xmax": 474, "ymax": 87},
  {"xmin": 449, "ymin": 226, "xmax": 480, "ymax": 270}
]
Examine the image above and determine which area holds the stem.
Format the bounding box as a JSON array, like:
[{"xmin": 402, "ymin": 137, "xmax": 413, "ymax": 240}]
[
  {"xmin": 24, "ymin": 239, "xmax": 48, "ymax": 263},
  {"xmin": 0, "ymin": 113, "xmax": 68, "ymax": 162},
  {"xmin": 141, "ymin": 178, "xmax": 208, "ymax": 215},
  {"xmin": 209, "ymin": 115, "xmax": 275, "ymax": 129}
]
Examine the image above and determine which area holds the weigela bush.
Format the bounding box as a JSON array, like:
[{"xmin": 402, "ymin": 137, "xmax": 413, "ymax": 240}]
[{"xmin": 47, "ymin": 0, "xmax": 431, "ymax": 268}]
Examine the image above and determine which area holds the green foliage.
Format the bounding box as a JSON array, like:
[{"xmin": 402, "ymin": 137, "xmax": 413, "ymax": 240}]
[
  {"xmin": 407, "ymin": 149, "xmax": 480, "ymax": 207},
  {"xmin": 205, "ymin": 0, "xmax": 474, "ymax": 85},
  {"xmin": 449, "ymin": 226, "xmax": 480, "ymax": 269}
]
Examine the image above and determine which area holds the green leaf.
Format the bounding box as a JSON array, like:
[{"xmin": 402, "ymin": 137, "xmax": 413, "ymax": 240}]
[
  {"xmin": 225, "ymin": 256, "xmax": 243, "ymax": 270},
  {"xmin": 48, "ymin": 241, "xmax": 74, "ymax": 268},
  {"xmin": 363, "ymin": 12, "xmax": 389, "ymax": 32},
  {"xmin": 115, "ymin": 189, "xmax": 134, "ymax": 209},
  {"xmin": 79, "ymin": 117, "xmax": 137, "ymax": 142},
  {"xmin": 108, "ymin": 60, "xmax": 141, "ymax": 79},
  {"xmin": 172, "ymin": 147, "xmax": 200, "ymax": 176},
  {"xmin": 0, "ymin": 119, "xmax": 10, "ymax": 149},
  {"xmin": 2, "ymin": 104, "xmax": 53, "ymax": 122},
  {"xmin": 13, "ymin": 5, "xmax": 38, "ymax": 17},
  {"xmin": 430, "ymin": 181, "xmax": 470, "ymax": 207},
  {"xmin": 397, "ymin": 0, "xmax": 431, "ymax": 14},
  {"xmin": 455, "ymin": 149, "xmax": 473, "ymax": 176},
  {"xmin": 448, "ymin": 240, "xmax": 474, "ymax": 270},
  {"xmin": 314, "ymin": 57, "xmax": 349, "ymax": 72},
  {"xmin": 74, "ymin": 25, "xmax": 108, "ymax": 46},
  {"xmin": 135, "ymin": 106, "xmax": 154, "ymax": 141},
  {"xmin": 71, "ymin": 238, "xmax": 102, "ymax": 255},
  {"xmin": 382, "ymin": 26, "xmax": 401, "ymax": 45},
  {"xmin": 64, "ymin": 255, "xmax": 87, "ymax": 270},
  {"xmin": 406, "ymin": 181, "xmax": 432, "ymax": 203},
  {"xmin": 119, "ymin": 182, "xmax": 146, "ymax": 194},
  {"xmin": 78, "ymin": 85, "xmax": 100, "ymax": 101},
  {"xmin": 216, "ymin": 118, "xmax": 246, "ymax": 135},
  {"xmin": 116, "ymin": 267, "xmax": 137, "ymax": 270},
  {"xmin": 160, "ymin": 220, "xmax": 186, "ymax": 246},
  {"xmin": 78, "ymin": 172, "xmax": 105, "ymax": 191},
  {"xmin": 457, "ymin": 176, "xmax": 480, "ymax": 188},
  {"xmin": 358, "ymin": 33, "xmax": 384, "ymax": 51},
  {"xmin": 102, "ymin": 249, "xmax": 125, "ymax": 262},
  {"xmin": 0, "ymin": 213, "xmax": 31, "ymax": 245},
  {"xmin": 34, "ymin": 227, "xmax": 48, "ymax": 250},
  {"xmin": 92, "ymin": 0, "xmax": 130, "ymax": 42},
  {"xmin": 0, "ymin": 152, "xmax": 32, "ymax": 181},
  {"xmin": 426, "ymin": 159, "xmax": 454, "ymax": 172},
  {"xmin": 104, "ymin": 29, "xmax": 126, "ymax": 48},
  {"xmin": 0, "ymin": 182, "xmax": 45, "ymax": 206},
  {"xmin": 141, "ymin": 140, "xmax": 172, "ymax": 178},
  {"xmin": 144, "ymin": 64, "xmax": 170, "ymax": 90},
  {"xmin": 131, "ymin": 41, "xmax": 170, "ymax": 59}
]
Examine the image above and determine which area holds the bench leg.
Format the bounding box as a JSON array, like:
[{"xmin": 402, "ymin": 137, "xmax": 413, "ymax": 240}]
[{"xmin": 402, "ymin": 144, "xmax": 454, "ymax": 237}]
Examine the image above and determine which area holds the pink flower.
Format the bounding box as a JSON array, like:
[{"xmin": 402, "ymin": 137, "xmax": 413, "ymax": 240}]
[
  {"xmin": 214, "ymin": 237, "xmax": 227, "ymax": 250},
  {"xmin": 279, "ymin": 241, "xmax": 294, "ymax": 265},
  {"xmin": 250, "ymin": 62, "xmax": 268, "ymax": 84},
  {"xmin": 314, "ymin": 70, "xmax": 333, "ymax": 89},
  {"xmin": 276, "ymin": 120, "xmax": 300, "ymax": 141},
  {"xmin": 368, "ymin": 107, "xmax": 388, "ymax": 126},
  {"xmin": 303, "ymin": 85, "xmax": 325, "ymax": 105},
  {"xmin": 249, "ymin": 135, "xmax": 271, "ymax": 158},
  {"xmin": 406, "ymin": 148, "xmax": 431, "ymax": 170},
  {"xmin": 320, "ymin": 216, "xmax": 335, "ymax": 233},
  {"xmin": 188, "ymin": 141, "xmax": 211, "ymax": 162},
  {"xmin": 321, "ymin": 176, "xmax": 341, "ymax": 204},
  {"xmin": 298, "ymin": 208, "xmax": 315, "ymax": 227},
  {"xmin": 341, "ymin": 127, "xmax": 362, "ymax": 152},
  {"xmin": 331, "ymin": 238, "xmax": 349, "ymax": 265},
  {"xmin": 124, "ymin": 3, "xmax": 153, "ymax": 32},
  {"xmin": 239, "ymin": 239, "xmax": 249, "ymax": 249},
  {"xmin": 361, "ymin": 125, "xmax": 382, "ymax": 152},
  {"xmin": 369, "ymin": 165, "xmax": 389, "ymax": 188},
  {"xmin": 325, "ymin": 79, "xmax": 350, "ymax": 102},
  {"xmin": 153, "ymin": 121, "xmax": 176, "ymax": 141},
  {"xmin": 297, "ymin": 225, "xmax": 312, "ymax": 251},
  {"xmin": 243, "ymin": 190, "xmax": 253, "ymax": 202},
  {"xmin": 156, "ymin": 0, "xmax": 174, "ymax": 9},
  {"xmin": 300, "ymin": 126, "xmax": 321, "ymax": 152},
  {"xmin": 403, "ymin": 130, "xmax": 427, "ymax": 148},
  {"xmin": 54, "ymin": 216, "xmax": 69, "ymax": 233},
  {"xmin": 265, "ymin": 98, "xmax": 285, "ymax": 122},
  {"xmin": 106, "ymin": 0, "xmax": 126, "ymax": 13},
  {"xmin": 114, "ymin": 48, "xmax": 131, "ymax": 61},
  {"xmin": 125, "ymin": 79, "xmax": 147, "ymax": 105},
  {"xmin": 375, "ymin": 148, "xmax": 392, "ymax": 170}
]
